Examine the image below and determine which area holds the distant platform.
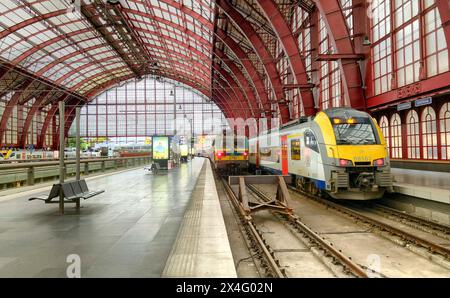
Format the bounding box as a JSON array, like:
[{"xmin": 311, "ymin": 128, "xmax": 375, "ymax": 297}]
[
  {"xmin": 391, "ymin": 168, "xmax": 450, "ymax": 205},
  {"xmin": 0, "ymin": 158, "xmax": 212, "ymax": 277}
]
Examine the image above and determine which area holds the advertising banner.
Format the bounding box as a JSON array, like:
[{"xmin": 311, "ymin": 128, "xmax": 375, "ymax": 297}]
[{"xmin": 152, "ymin": 136, "xmax": 169, "ymax": 160}]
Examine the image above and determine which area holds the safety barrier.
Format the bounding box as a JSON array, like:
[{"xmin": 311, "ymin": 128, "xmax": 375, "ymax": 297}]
[{"xmin": 0, "ymin": 156, "xmax": 151, "ymax": 189}]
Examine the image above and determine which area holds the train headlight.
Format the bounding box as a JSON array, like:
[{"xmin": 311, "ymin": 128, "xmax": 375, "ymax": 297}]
[
  {"xmin": 374, "ymin": 158, "xmax": 384, "ymax": 166},
  {"xmin": 216, "ymin": 151, "xmax": 223, "ymax": 159},
  {"xmin": 339, "ymin": 159, "xmax": 353, "ymax": 167},
  {"xmin": 243, "ymin": 151, "xmax": 248, "ymax": 157}
]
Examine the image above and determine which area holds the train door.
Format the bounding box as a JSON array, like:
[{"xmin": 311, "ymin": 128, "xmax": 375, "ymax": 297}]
[{"xmin": 280, "ymin": 135, "xmax": 288, "ymax": 175}]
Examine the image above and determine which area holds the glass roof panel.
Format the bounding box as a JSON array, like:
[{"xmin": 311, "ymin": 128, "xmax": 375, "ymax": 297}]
[{"xmin": 0, "ymin": 0, "xmax": 214, "ymax": 97}]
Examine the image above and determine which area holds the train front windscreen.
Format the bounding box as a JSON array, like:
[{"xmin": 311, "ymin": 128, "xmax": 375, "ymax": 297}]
[{"xmin": 331, "ymin": 117, "xmax": 379, "ymax": 145}]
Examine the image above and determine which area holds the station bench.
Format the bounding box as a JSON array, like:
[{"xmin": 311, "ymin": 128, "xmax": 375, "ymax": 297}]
[{"xmin": 29, "ymin": 179, "xmax": 104, "ymax": 213}]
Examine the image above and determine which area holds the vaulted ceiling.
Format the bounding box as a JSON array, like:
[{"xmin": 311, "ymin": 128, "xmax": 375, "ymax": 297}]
[{"xmin": 1, "ymin": 0, "xmax": 450, "ymax": 145}]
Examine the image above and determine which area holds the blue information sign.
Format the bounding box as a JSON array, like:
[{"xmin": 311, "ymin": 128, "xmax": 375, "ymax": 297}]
[
  {"xmin": 414, "ymin": 97, "xmax": 432, "ymax": 107},
  {"xmin": 397, "ymin": 101, "xmax": 411, "ymax": 111}
]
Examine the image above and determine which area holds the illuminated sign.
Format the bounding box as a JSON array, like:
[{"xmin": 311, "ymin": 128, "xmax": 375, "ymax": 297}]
[
  {"xmin": 180, "ymin": 145, "xmax": 188, "ymax": 157},
  {"xmin": 152, "ymin": 136, "xmax": 169, "ymax": 160}
]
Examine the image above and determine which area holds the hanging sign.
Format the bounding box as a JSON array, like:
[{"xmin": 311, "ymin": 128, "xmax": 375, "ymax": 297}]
[
  {"xmin": 397, "ymin": 101, "xmax": 411, "ymax": 111},
  {"xmin": 414, "ymin": 97, "xmax": 432, "ymax": 107}
]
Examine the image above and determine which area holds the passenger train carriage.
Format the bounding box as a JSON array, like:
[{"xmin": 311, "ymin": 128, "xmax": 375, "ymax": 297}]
[{"xmin": 249, "ymin": 108, "xmax": 393, "ymax": 200}]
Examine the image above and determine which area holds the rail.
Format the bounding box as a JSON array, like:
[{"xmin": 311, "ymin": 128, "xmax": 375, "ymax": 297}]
[
  {"xmin": 287, "ymin": 185, "xmax": 450, "ymax": 261},
  {"xmin": 247, "ymin": 184, "xmax": 369, "ymax": 278},
  {"xmin": 0, "ymin": 156, "xmax": 151, "ymax": 189},
  {"xmin": 220, "ymin": 176, "xmax": 285, "ymax": 277}
]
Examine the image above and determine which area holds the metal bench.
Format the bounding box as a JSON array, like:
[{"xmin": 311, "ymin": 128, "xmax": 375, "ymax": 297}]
[
  {"xmin": 61, "ymin": 179, "xmax": 105, "ymax": 201},
  {"xmin": 28, "ymin": 183, "xmax": 61, "ymax": 203},
  {"xmin": 29, "ymin": 179, "xmax": 104, "ymax": 213}
]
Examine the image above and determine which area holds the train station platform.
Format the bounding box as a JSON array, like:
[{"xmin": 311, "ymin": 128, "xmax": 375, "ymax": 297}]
[
  {"xmin": 162, "ymin": 160, "xmax": 236, "ymax": 277},
  {"xmin": 0, "ymin": 157, "xmax": 235, "ymax": 277},
  {"xmin": 391, "ymin": 168, "xmax": 450, "ymax": 205}
]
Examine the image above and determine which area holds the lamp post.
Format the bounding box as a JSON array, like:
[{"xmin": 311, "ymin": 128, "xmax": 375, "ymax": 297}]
[
  {"xmin": 184, "ymin": 114, "xmax": 193, "ymax": 157},
  {"xmin": 170, "ymin": 87, "xmax": 176, "ymax": 136}
]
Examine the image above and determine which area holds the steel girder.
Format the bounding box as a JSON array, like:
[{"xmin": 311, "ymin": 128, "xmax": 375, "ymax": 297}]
[
  {"xmin": 212, "ymin": 94, "xmax": 233, "ymax": 119},
  {"xmin": 80, "ymin": 1, "xmax": 153, "ymax": 77},
  {"xmin": 435, "ymin": 0, "xmax": 450, "ymax": 61},
  {"xmin": 216, "ymin": 0, "xmax": 290, "ymax": 123},
  {"xmin": 35, "ymin": 43, "xmax": 106, "ymax": 77},
  {"xmin": 216, "ymin": 28, "xmax": 272, "ymax": 117},
  {"xmin": 212, "ymin": 71, "xmax": 240, "ymax": 118},
  {"xmin": 213, "ymin": 60, "xmax": 253, "ymax": 118},
  {"xmin": 214, "ymin": 49, "xmax": 261, "ymax": 118},
  {"xmin": 71, "ymin": 68, "xmax": 132, "ymax": 94},
  {"xmin": 54, "ymin": 56, "xmax": 125, "ymax": 86},
  {"xmin": 0, "ymin": 60, "xmax": 87, "ymax": 102},
  {"xmin": 213, "ymin": 61, "xmax": 251, "ymax": 118},
  {"xmin": 0, "ymin": 70, "xmax": 27, "ymax": 99},
  {"xmin": 312, "ymin": 0, "xmax": 366, "ymax": 110},
  {"xmin": 18, "ymin": 90, "xmax": 55, "ymax": 148},
  {"xmin": 37, "ymin": 96, "xmax": 68, "ymax": 149},
  {"xmin": 256, "ymin": 0, "xmax": 316, "ymax": 116},
  {"xmin": 212, "ymin": 89, "xmax": 235, "ymax": 119},
  {"xmin": 0, "ymin": 79, "xmax": 34, "ymax": 144},
  {"xmin": 0, "ymin": 2, "xmax": 213, "ymax": 99},
  {"xmin": 216, "ymin": 74, "xmax": 246, "ymax": 118}
]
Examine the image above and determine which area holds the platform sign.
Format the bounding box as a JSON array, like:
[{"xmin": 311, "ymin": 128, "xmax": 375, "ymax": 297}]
[
  {"xmin": 414, "ymin": 97, "xmax": 432, "ymax": 107},
  {"xmin": 152, "ymin": 136, "xmax": 169, "ymax": 160},
  {"xmin": 397, "ymin": 101, "xmax": 411, "ymax": 111}
]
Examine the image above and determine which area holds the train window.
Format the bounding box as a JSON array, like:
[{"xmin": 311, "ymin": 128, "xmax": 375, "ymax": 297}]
[
  {"xmin": 304, "ymin": 131, "xmax": 319, "ymax": 152},
  {"xmin": 291, "ymin": 139, "xmax": 301, "ymax": 160},
  {"xmin": 332, "ymin": 117, "xmax": 378, "ymax": 145}
]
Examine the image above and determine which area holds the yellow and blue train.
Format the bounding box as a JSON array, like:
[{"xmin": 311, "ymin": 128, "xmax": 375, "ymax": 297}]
[
  {"xmin": 209, "ymin": 134, "xmax": 248, "ymax": 174},
  {"xmin": 249, "ymin": 108, "xmax": 393, "ymax": 200}
]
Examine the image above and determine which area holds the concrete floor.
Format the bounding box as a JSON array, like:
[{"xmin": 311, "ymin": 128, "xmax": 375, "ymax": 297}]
[{"xmin": 0, "ymin": 158, "xmax": 204, "ymax": 277}]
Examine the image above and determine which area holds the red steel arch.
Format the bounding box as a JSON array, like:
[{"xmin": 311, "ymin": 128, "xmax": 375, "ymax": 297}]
[
  {"xmin": 313, "ymin": 0, "xmax": 366, "ymax": 110},
  {"xmin": 256, "ymin": 0, "xmax": 316, "ymax": 116},
  {"xmin": 216, "ymin": 0, "xmax": 290, "ymax": 123}
]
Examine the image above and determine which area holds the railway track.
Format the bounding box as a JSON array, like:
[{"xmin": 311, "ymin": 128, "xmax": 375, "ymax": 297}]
[
  {"xmin": 220, "ymin": 174, "xmax": 369, "ymax": 277},
  {"xmin": 287, "ymin": 186, "xmax": 450, "ymax": 264},
  {"xmin": 364, "ymin": 203, "xmax": 450, "ymax": 237},
  {"xmin": 246, "ymin": 184, "xmax": 369, "ymax": 278},
  {"xmin": 220, "ymin": 177, "xmax": 286, "ymax": 278}
]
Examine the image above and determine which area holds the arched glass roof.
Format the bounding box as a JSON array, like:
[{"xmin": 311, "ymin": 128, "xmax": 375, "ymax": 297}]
[{"xmin": 0, "ymin": 0, "xmax": 214, "ymax": 98}]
